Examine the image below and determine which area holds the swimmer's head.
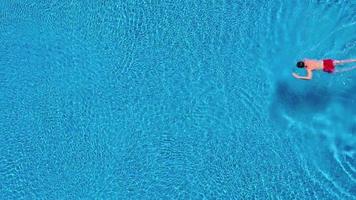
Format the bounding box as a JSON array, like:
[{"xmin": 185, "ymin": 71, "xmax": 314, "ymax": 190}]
[{"xmin": 296, "ymin": 61, "xmax": 305, "ymax": 68}]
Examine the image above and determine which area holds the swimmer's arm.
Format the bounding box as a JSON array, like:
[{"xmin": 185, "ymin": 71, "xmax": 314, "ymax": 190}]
[{"xmin": 292, "ymin": 70, "xmax": 312, "ymax": 80}]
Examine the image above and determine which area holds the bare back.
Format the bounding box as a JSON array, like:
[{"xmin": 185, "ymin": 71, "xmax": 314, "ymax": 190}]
[{"xmin": 304, "ymin": 59, "xmax": 323, "ymax": 71}]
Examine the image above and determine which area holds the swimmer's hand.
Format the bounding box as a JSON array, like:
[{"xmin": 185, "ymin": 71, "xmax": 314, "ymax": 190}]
[
  {"xmin": 292, "ymin": 73, "xmax": 301, "ymax": 78},
  {"xmin": 292, "ymin": 72, "xmax": 312, "ymax": 80}
]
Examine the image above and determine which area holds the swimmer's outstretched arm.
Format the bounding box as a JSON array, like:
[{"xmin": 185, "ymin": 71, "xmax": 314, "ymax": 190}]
[{"xmin": 292, "ymin": 70, "xmax": 312, "ymax": 80}]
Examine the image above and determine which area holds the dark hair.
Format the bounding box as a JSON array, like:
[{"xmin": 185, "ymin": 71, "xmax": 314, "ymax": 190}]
[{"xmin": 296, "ymin": 61, "xmax": 305, "ymax": 68}]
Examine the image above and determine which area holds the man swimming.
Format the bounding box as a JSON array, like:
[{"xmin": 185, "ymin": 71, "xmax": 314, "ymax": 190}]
[{"xmin": 292, "ymin": 59, "xmax": 356, "ymax": 80}]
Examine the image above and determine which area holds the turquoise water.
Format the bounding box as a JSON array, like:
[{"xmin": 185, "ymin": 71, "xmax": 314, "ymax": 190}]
[{"xmin": 0, "ymin": 0, "xmax": 355, "ymax": 199}]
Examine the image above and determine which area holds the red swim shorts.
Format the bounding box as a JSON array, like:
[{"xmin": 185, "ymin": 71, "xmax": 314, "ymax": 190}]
[{"xmin": 323, "ymin": 59, "xmax": 335, "ymax": 73}]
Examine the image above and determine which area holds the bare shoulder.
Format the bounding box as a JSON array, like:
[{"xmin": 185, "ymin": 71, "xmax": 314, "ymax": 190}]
[
  {"xmin": 304, "ymin": 58, "xmax": 318, "ymax": 62},
  {"xmin": 304, "ymin": 59, "xmax": 314, "ymax": 64}
]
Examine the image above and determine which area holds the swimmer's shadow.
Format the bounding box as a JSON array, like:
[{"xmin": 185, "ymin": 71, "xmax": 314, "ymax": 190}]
[{"xmin": 272, "ymin": 81, "xmax": 332, "ymax": 114}]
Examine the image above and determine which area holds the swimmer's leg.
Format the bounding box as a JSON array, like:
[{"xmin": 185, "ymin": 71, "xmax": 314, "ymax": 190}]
[
  {"xmin": 334, "ymin": 66, "xmax": 356, "ymax": 73},
  {"xmin": 334, "ymin": 59, "xmax": 356, "ymax": 65}
]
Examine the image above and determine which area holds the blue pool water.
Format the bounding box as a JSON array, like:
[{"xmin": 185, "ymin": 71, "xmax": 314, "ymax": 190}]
[{"xmin": 1, "ymin": 0, "xmax": 355, "ymax": 199}]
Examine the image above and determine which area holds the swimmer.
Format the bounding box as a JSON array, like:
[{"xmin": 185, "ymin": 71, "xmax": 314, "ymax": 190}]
[{"xmin": 292, "ymin": 59, "xmax": 356, "ymax": 80}]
